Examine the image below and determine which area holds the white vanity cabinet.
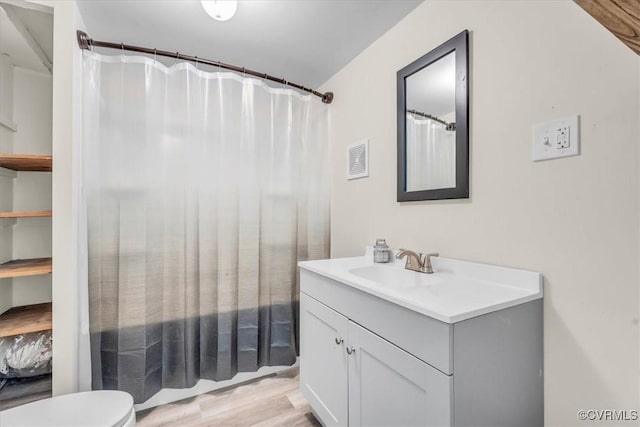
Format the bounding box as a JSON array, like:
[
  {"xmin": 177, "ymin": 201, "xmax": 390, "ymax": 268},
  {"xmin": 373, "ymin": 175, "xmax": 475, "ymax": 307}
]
[
  {"xmin": 347, "ymin": 318, "xmax": 452, "ymax": 427},
  {"xmin": 299, "ymin": 255, "xmax": 543, "ymax": 427},
  {"xmin": 300, "ymin": 294, "xmax": 349, "ymax": 425},
  {"xmin": 300, "ymin": 293, "xmax": 451, "ymax": 427}
]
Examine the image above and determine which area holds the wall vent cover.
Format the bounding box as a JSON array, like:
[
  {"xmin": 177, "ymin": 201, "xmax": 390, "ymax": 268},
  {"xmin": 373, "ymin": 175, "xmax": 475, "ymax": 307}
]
[{"xmin": 347, "ymin": 139, "xmax": 369, "ymax": 180}]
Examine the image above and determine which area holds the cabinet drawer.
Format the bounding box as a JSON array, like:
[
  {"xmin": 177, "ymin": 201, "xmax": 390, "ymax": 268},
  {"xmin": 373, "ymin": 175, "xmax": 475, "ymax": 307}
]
[{"xmin": 301, "ymin": 269, "xmax": 453, "ymax": 375}]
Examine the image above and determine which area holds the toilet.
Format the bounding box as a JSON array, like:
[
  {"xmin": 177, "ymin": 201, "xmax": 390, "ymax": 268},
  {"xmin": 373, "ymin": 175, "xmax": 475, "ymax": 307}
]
[{"xmin": 0, "ymin": 390, "xmax": 135, "ymax": 427}]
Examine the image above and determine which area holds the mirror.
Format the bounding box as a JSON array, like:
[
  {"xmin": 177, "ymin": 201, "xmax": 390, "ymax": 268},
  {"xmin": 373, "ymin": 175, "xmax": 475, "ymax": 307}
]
[{"xmin": 397, "ymin": 30, "xmax": 469, "ymax": 201}]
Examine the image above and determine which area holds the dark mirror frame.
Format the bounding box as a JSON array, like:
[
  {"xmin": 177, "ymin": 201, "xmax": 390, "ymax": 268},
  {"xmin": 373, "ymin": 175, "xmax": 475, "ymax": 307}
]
[{"xmin": 397, "ymin": 30, "xmax": 469, "ymax": 202}]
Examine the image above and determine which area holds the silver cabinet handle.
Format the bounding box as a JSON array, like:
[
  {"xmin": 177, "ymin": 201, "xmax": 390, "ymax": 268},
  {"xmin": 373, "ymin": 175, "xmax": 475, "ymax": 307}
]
[
  {"xmin": 335, "ymin": 337, "xmax": 344, "ymax": 345},
  {"xmin": 346, "ymin": 346, "xmax": 355, "ymax": 355}
]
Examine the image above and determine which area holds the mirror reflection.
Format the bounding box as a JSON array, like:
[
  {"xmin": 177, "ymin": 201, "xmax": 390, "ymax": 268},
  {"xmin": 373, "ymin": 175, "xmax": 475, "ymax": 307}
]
[{"xmin": 405, "ymin": 51, "xmax": 456, "ymax": 192}]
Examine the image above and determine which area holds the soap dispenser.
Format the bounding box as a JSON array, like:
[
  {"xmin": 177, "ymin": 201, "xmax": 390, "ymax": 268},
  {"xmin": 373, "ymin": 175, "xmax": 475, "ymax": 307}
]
[{"xmin": 373, "ymin": 238, "xmax": 391, "ymax": 263}]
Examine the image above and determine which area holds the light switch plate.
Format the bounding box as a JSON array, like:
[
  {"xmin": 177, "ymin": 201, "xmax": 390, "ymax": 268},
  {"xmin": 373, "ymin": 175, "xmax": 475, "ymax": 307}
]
[{"xmin": 532, "ymin": 115, "xmax": 580, "ymax": 161}]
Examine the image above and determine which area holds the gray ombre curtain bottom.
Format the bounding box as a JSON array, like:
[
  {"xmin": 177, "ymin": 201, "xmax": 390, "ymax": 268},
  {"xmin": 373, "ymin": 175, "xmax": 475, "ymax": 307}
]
[{"xmin": 82, "ymin": 52, "xmax": 330, "ymax": 403}]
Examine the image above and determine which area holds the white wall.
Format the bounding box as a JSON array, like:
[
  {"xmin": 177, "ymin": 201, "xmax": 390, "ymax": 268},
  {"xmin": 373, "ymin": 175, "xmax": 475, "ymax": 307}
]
[
  {"xmin": 51, "ymin": 0, "xmax": 86, "ymax": 396},
  {"xmin": 0, "ymin": 54, "xmax": 15, "ymax": 315},
  {"xmin": 321, "ymin": 1, "xmax": 639, "ymax": 425},
  {"xmin": 12, "ymin": 67, "xmax": 52, "ymax": 307},
  {"xmin": 0, "ymin": 54, "xmax": 15, "ymax": 153},
  {"xmin": 0, "ymin": 55, "xmax": 16, "ymax": 313}
]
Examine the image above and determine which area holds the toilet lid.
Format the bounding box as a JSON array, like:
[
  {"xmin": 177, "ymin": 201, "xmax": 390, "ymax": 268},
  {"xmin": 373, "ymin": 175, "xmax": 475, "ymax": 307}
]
[{"xmin": 0, "ymin": 390, "xmax": 134, "ymax": 427}]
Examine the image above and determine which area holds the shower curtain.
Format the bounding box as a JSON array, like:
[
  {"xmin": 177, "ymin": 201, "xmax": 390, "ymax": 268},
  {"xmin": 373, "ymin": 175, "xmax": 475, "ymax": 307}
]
[
  {"xmin": 81, "ymin": 52, "xmax": 330, "ymax": 403},
  {"xmin": 406, "ymin": 113, "xmax": 456, "ymax": 191}
]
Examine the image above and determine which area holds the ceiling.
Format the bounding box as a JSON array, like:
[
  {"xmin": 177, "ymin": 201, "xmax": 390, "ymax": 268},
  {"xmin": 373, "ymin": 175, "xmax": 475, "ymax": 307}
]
[
  {"xmin": 77, "ymin": 0, "xmax": 423, "ymax": 89},
  {"xmin": 0, "ymin": 1, "xmax": 53, "ymax": 73}
]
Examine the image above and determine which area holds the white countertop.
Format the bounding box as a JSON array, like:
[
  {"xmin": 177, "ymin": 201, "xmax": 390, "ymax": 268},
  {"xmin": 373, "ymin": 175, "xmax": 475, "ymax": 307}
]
[{"xmin": 298, "ymin": 248, "xmax": 543, "ymax": 323}]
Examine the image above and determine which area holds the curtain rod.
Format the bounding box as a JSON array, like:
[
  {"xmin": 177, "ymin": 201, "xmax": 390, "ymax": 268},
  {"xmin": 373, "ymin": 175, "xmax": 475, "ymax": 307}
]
[
  {"xmin": 407, "ymin": 109, "xmax": 456, "ymax": 131},
  {"xmin": 76, "ymin": 31, "xmax": 334, "ymax": 104}
]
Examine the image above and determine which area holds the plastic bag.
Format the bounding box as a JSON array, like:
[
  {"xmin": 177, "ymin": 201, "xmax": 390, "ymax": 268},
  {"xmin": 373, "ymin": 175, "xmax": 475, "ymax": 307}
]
[{"xmin": 0, "ymin": 331, "xmax": 52, "ymax": 378}]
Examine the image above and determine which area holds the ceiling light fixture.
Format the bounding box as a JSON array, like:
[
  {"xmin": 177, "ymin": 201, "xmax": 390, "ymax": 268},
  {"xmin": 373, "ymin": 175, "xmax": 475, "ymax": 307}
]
[{"xmin": 201, "ymin": 0, "xmax": 238, "ymax": 22}]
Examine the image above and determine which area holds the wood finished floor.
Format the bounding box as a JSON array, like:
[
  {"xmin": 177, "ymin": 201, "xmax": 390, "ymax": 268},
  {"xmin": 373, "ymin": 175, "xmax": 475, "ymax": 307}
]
[{"xmin": 136, "ymin": 368, "xmax": 321, "ymax": 427}]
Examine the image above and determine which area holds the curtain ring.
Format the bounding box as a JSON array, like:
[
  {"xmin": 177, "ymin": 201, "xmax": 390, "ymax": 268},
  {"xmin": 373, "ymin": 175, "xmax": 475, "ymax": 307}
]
[
  {"xmin": 120, "ymin": 42, "xmax": 125, "ymax": 56},
  {"xmin": 174, "ymin": 52, "xmax": 179, "ymax": 66},
  {"xmin": 195, "ymin": 56, "xmax": 199, "ymax": 71},
  {"xmin": 153, "ymin": 48, "xmax": 157, "ymax": 63}
]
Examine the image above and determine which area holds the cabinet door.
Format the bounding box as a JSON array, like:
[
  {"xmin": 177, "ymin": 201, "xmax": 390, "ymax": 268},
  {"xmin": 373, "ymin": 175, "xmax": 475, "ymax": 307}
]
[
  {"xmin": 300, "ymin": 293, "xmax": 349, "ymax": 426},
  {"xmin": 348, "ymin": 321, "xmax": 452, "ymax": 427}
]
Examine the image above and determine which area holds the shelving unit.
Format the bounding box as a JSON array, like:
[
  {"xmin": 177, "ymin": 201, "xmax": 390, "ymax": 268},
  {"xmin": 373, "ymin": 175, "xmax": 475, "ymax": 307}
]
[
  {"xmin": 0, "ymin": 151, "xmax": 54, "ymax": 408},
  {"xmin": 0, "ymin": 258, "xmax": 52, "ymax": 279},
  {"xmin": 0, "ymin": 210, "xmax": 52, "ymax": 218},
  {"xmin": 0, "ymin": 302, "xmax": 52, "ymax": 337},
  {"xmin": 0, "ymin": 153, "xmax": 52, "ymax": 172},
  {"xmin": 0, "ymin": 0, "xmax": 55, "ymax": 410}
]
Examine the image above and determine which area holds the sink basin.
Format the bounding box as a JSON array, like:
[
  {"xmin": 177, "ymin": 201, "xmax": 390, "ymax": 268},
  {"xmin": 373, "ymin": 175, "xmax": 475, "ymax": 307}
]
[
  {"xmin": 349, "ymin": 265, "xmax": 442, "ymax": 287},
  {"xmin": 298, "ymin": 247, "xmax": 543, "ymax": 323}
]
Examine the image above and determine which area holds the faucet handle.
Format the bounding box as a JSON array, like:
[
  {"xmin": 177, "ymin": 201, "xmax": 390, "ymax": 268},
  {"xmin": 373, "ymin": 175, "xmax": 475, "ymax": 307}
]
[{"xmin": 423, "ymin": 253, "xmax": 440, "ymax": 274}]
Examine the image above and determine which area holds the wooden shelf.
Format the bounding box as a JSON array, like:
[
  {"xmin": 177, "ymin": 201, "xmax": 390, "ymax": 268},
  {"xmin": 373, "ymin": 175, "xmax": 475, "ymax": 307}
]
[
  {"xmin": 0, "ymin": 258, "xmax": 52, "ymax": 279},
  {"xmin": 0, "ymin": 154, "xmax": 52, "ymax": 172},
  {"xmin": 575, "ymin": 0, "xmax": 640, "ymax": 55},
  {"xmin": 0, "ymin": 302, "xmax": 52, "ymax": 337},
  {"xmin": 0, "ymin": 210, "xmax": 52, "ymax": 218}
]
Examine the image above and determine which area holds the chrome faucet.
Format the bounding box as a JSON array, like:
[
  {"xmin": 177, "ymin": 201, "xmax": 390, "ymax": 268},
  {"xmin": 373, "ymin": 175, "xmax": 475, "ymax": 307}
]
[{"xmin": 396, "ymin": 249, "xmax": 439, "ymax": 274}]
